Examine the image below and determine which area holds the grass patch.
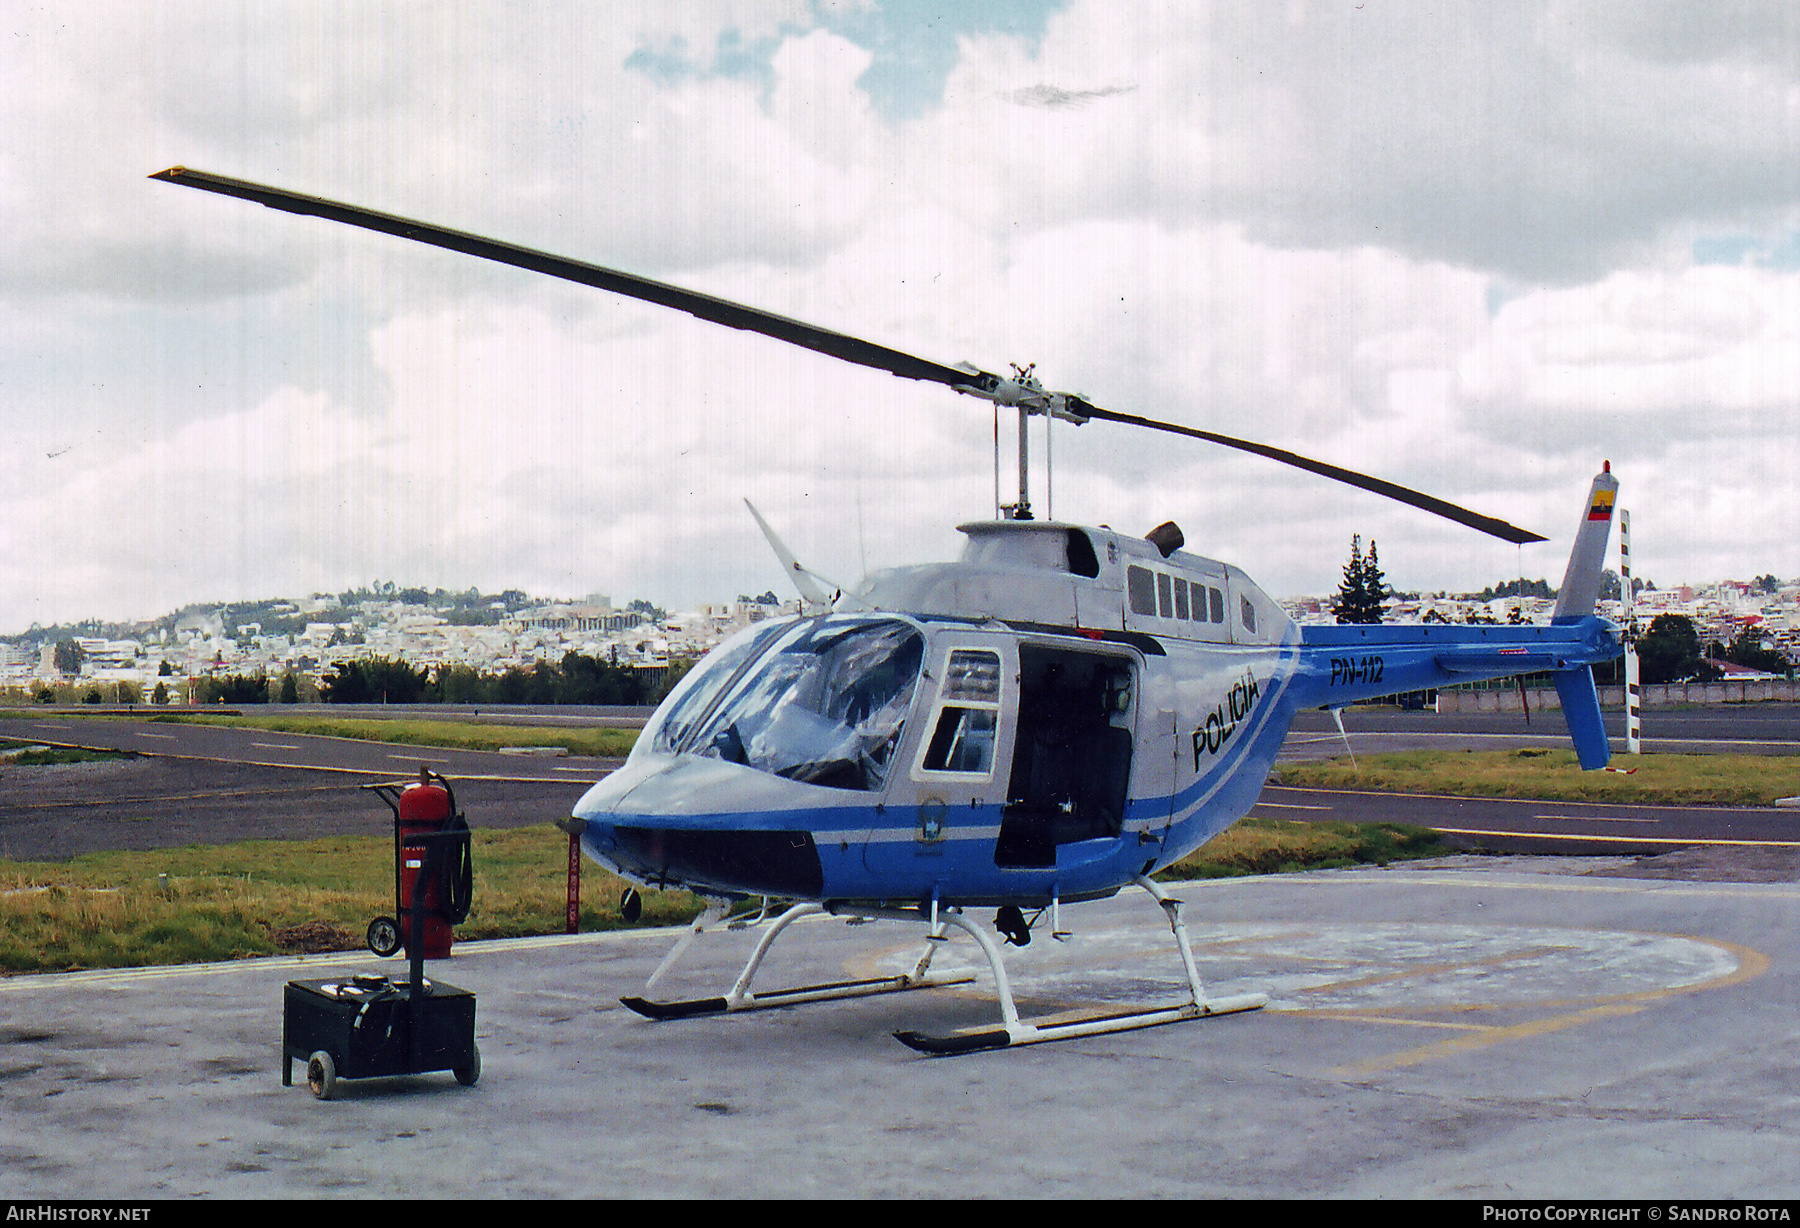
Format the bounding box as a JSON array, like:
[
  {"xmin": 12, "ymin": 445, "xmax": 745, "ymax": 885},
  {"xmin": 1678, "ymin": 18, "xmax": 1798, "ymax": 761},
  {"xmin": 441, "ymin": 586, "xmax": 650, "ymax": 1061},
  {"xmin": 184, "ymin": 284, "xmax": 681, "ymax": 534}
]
[
  {"xmin": 1270, "ymin": 748, "xmax": 1800, "ymax": 807},
  {"xmin": 125, "ymin": 714, "xmax": 641, "ymax": 758},
  {"xmin": 0, "ymin": 813, "xmax": 1459, "ymax": 970},
  {"xmin": 0, "ymin": 740, "xmax": 134, "ymax": 766},
  {"xmin": 1159, "ymin": 816, "xmax": 1450, "ymax": 880},
  {"xmin": 0, "ymin": 825, "xmax": 703, "ymax": 974}
]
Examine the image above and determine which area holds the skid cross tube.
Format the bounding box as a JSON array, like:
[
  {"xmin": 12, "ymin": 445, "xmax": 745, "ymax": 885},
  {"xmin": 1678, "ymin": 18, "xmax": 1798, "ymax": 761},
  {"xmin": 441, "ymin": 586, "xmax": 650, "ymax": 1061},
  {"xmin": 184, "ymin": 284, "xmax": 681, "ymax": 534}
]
[{"xmin": 620, "ymin": 901, "xmax": 975, "ymax": 1021}]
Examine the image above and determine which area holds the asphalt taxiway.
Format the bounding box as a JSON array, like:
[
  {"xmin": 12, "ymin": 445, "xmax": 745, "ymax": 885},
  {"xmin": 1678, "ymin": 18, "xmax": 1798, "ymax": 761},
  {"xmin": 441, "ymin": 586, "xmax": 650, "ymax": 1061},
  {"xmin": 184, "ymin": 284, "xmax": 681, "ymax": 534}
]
[
  {"xmin": 6, "ymin": 708, "xmax": 1794, "ymax": 861},
  {"xmin": 1, "ymin": 858, "xmax": 1794, "ymax": 1199},
  {"xmin": 0, "ymin": 713, "xmax": 612, "ymax": 860}
]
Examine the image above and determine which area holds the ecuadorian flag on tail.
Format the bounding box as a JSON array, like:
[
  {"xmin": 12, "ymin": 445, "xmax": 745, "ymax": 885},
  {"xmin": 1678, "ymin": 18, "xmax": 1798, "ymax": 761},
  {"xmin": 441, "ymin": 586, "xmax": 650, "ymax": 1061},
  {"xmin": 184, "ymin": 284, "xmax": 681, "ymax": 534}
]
[{"xmin": 1555, "ymin": 462, "xmax": 1621, "ymax": 622}]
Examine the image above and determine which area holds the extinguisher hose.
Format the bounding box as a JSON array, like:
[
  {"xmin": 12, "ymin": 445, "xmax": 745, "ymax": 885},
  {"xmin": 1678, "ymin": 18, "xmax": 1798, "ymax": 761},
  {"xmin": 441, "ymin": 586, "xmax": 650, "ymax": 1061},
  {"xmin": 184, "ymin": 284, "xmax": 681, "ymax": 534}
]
[{"xmin": 422, "ymin": 815, "xmax": 475, "ymax": 925}]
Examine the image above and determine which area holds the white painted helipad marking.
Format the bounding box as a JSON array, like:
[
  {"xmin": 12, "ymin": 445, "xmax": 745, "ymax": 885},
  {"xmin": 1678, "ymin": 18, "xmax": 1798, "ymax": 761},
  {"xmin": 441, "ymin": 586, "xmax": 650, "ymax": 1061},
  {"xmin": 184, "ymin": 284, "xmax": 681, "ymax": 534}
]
[
  {"xmin": 1254, "ymin": 801, "xmax": 1332, "ymax": 811},
  {"xmin": 251, "ymin": 742, "xmax": 302, "ymax": 750},
  {"xmin": 135, "ymin": 732, "xmax": 176, "ymax": 740},
  {"xmin": 387, "ymin": 753, "xmax": 450, "ymax": 763},
  {"xmin": 1531, "ymin": 813, "xmax": 1658, "ymax": 824},
  {"xmin": 866, "ymin": 912, "xmax": 1764, "ymax": 1068}
]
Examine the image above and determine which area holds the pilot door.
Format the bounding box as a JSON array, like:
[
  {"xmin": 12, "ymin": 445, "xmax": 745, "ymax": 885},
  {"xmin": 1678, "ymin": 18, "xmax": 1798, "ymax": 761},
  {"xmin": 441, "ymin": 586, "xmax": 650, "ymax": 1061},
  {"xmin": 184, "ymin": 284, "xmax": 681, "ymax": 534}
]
[{"xmin": 994, "ymin": 644, "xmax": 1136, "ymax": 869}]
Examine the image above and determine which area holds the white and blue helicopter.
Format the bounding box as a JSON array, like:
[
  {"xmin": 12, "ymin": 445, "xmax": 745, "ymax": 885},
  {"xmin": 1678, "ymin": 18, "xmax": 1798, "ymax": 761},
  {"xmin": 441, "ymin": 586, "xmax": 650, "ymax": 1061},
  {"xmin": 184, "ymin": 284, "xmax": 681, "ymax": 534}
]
[{"xmin": 155, "ymin": 168, "xmax": 1623, "ymax": 1054}]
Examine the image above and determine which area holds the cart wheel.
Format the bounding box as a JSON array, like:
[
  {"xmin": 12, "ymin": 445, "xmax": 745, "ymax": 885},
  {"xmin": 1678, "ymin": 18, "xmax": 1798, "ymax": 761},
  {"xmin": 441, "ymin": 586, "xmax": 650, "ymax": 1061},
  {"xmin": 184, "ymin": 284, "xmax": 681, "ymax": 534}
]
[
  {"xmin": 366, "ymin": 916, "xmax": 402, "ymax": 957},
  {"xmin": 454, "ymin": 1042, "xmax": 481, "ymax": 1087},
  {"xmin": 306, "ymin": 1051, "xmax": 337, "ymax": 1100}
]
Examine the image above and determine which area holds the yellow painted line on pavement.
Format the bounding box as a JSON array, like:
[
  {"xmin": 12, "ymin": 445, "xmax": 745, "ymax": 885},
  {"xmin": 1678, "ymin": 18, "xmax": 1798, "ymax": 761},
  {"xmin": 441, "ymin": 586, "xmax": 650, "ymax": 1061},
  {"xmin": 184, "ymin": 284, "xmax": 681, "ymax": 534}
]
[
  {"xmin": 1307, "ymin": 1013, "xmax": 1489, "ymax": 1032},
  {"xmin": 1430, "ymin": 826, "xmax": 1800, "ymax": 848},
  {"xmin": 1252, "ymin": 870, "xmax": 1800, "ymax": 900},
  {"xmin": 1264, "ymin": 784, "xmax": 1800, "ymax": 815}
]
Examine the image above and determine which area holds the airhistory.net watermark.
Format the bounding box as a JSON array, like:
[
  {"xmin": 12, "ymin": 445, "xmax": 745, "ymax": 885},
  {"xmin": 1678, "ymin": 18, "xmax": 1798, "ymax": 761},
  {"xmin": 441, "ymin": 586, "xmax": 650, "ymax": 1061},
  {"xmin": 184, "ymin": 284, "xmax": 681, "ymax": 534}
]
[{"xmin": 5, "ymin": 1209, "xmax": 151, "ymax": 1222}]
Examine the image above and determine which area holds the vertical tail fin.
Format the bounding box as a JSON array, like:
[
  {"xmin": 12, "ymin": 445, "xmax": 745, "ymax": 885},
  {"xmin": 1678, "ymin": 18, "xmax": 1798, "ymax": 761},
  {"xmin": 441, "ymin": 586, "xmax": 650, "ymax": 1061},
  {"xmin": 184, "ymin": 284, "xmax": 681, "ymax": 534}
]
[
  {"xmin": 1553, "ymin": 666, "xmax": 1611, "ymax": 769},
  {"xmin": 1553, "ymin": 462, "xmax": 1620, "ymax": 622},
  {"xmin": 1552, "ymin": 461, "xmax": 1621, "ymax": 769}
]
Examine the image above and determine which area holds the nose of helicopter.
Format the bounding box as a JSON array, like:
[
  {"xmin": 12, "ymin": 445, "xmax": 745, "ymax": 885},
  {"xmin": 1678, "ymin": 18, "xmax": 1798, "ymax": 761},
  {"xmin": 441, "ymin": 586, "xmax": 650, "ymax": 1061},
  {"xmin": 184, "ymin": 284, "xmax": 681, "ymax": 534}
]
[{"xmin": 568, "ymin": 753, "xmax": 830, "ymax": 898}]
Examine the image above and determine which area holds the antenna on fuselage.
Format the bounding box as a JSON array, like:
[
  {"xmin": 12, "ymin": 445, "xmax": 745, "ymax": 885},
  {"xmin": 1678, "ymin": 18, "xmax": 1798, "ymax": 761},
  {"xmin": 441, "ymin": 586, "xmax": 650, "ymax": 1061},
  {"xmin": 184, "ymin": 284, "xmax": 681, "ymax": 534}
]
[{"xmin": 744, "ymin": 499, "xmax": 832, "ymax": 610}]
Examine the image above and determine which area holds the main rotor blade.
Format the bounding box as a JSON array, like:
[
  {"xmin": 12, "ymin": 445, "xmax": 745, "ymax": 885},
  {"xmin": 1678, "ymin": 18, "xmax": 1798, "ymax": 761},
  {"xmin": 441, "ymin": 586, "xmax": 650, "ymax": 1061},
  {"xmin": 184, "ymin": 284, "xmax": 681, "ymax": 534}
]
[
  {"xmin": 1067, "ymin": 399, "xmax": 1548, "ymax": 544},
  {"xmin": 149, "ymin": 167, "xmax": 983, "ymax": 391},
  {"xmin": 152, "ymin": 166, "xmax": 1544, "ymax": 544}
]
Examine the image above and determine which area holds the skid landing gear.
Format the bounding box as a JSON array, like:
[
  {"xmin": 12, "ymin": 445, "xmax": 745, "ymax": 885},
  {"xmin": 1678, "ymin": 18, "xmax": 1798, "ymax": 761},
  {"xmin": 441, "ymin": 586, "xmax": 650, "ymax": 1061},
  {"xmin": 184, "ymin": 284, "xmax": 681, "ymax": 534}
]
[
  {"xmin": 619, "ymin": 901, "xmax": 977, "ymax": 1021},
  {"xmin": 893, "ymin": 877, "xmax": 1265, "ymax": 1054},
  {"xmin": 619, "ymin": 878, "xmax": 1264, "ymax": 1053}
]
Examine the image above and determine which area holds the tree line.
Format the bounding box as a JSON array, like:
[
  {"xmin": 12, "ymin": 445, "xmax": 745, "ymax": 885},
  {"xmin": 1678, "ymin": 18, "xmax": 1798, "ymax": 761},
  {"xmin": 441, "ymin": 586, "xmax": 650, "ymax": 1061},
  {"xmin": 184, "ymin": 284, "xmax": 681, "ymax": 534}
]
[{"xmin": 182, "ymin": 652, "xmax": 691, "ymax": 706}]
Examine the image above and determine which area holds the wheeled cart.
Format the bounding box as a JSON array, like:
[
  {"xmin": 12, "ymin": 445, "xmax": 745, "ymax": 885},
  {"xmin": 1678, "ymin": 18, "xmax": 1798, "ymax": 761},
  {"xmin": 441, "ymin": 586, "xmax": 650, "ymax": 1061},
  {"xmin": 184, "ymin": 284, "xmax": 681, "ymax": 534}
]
[
  {"xmin": 282, "ymin": 767, "xmax": 481, "ymax": 1099},
  {"xmin": 282, "ymin": 975, "xmax": 479, "ymax": 1099}
]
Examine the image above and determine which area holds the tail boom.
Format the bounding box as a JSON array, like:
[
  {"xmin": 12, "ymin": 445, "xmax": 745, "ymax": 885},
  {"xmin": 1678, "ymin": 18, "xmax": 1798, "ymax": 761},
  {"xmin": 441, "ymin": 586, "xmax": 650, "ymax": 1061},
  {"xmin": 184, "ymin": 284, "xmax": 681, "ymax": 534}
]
[{"xmin": 1293, "ymin": 618, "xmax": 1621, "ymax": 767}]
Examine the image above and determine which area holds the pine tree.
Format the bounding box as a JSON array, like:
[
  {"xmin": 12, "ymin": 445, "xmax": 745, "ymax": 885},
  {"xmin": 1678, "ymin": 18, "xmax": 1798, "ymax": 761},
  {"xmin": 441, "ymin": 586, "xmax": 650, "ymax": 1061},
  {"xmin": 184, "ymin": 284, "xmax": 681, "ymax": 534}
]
[
  {"xmin": 1332, "ymin": 535, "xmax": 1386, "ymax": 624},
  {"xmin": 1362, "ymin": 541, "xmax": 1388, "ymax": 620}
]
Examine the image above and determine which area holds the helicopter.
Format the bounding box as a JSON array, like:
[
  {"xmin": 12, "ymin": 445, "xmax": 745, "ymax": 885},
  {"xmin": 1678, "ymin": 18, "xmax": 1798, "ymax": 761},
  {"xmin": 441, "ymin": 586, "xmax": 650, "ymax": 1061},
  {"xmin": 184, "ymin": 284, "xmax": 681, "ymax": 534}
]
[{"xmin": 153, "ymin": 167, "xmax": 1624, "ymax": 1054}]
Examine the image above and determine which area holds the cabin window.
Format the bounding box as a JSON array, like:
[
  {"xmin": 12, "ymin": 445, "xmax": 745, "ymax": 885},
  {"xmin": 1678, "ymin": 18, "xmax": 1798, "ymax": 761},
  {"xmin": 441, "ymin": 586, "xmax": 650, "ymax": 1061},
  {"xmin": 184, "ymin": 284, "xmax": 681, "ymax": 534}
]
[
  {"xmin": 923, "ymin": 708, "xmax": 997, "ymax": 773},
  {"xmin": 942, "ymin": 648, "xmax": 1000, "ymax": 702},
  {"xmin": 1127, "ymin": 566, "xmax": 1156, "ymax": 616},
  {"xmin": 688, "ymin": 617, "xmax": 924, "ymax": 791},
  {"xmin": 920, "ymin": 649, "xmax": 1002, "ymax": 776},
  {"xmin": 1173, "ymin": 577, "xmax": 1190, "ymax": 620},
  {"xmin": 1240, "ymin": 595, "xmax": 1257, "ymax": 634},
  {"xmin": 1156, "ymin": 573, "xmax": 1173, "ymax": 618},
  {"xmin": 1210, "ymin": 587, "xmax": 1225, "ymax": 623}
]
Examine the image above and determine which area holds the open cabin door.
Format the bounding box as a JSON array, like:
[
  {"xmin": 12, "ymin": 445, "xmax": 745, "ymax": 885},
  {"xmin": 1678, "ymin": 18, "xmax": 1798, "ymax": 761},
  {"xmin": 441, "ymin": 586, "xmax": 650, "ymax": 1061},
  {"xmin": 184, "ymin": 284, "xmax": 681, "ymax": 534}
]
[{"xmin": 995, "ymin": 644, "xmax": 1137, "ymax": 869}]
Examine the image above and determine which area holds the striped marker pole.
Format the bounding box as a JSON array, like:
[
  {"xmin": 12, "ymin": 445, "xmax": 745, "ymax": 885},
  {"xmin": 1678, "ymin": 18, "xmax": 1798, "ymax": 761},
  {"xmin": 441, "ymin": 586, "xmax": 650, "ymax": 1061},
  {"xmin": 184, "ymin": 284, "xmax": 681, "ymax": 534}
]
[{"xmin": 1621, "ymin": 508, "xmax": 1641, "ymax": 755}]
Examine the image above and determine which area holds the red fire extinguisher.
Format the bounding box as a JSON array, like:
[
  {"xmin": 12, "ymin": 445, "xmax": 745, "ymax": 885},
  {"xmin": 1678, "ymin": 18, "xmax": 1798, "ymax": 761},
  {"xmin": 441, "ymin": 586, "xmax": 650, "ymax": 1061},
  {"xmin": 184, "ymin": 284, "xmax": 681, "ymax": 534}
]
[{"xmin": 365, "ymin": 769, "xmax": 473, "ymax": 960}]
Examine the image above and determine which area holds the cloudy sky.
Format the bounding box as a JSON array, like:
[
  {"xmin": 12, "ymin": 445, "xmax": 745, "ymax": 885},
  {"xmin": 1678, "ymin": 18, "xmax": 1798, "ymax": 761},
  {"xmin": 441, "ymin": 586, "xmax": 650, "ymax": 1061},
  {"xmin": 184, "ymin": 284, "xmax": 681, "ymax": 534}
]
[{"xmin": 4, "ymin": 0, "xmax": 1799, "ymax": 633}]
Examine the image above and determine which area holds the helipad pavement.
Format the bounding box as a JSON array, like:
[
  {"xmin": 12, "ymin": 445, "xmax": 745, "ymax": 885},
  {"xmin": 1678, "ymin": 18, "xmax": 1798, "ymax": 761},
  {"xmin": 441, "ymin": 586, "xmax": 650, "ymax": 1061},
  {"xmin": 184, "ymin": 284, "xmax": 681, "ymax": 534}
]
[{"xmin": 2, "ymin": 858, "xmax": 1795, "ymax": 1199}]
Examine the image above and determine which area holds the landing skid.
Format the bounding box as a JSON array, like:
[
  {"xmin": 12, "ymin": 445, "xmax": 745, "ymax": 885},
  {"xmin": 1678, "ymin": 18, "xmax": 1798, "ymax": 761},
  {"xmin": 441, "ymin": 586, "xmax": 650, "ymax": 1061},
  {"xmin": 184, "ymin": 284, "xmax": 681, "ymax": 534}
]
[
  {"xmin": 620, "ymin": 878, "xmax": 1265, "ymax": 1053},
  {"xmin": 620, "ymin": 901, "xmax": 976, "ymax": 1021},
  {"xmin": 892, "ymin": 876, "xmax": 1266, "ymax": 1054}
]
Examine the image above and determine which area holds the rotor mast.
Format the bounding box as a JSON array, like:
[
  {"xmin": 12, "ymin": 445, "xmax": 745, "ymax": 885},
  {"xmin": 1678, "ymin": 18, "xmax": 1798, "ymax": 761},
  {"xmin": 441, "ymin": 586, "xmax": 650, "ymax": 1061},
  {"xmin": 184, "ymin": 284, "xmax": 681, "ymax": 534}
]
[
  {"xmin": 1013, "ymin": 403, "xmax": 1030, "ymax": 520},
  {"xmin": 969, "ymin": 363, "xmax": 1085, "ymax": 521}
]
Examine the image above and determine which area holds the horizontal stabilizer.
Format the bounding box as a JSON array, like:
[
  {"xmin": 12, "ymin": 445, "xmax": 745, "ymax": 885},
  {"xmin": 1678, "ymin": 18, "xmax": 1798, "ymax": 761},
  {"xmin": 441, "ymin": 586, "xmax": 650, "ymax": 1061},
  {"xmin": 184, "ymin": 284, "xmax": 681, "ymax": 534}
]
[{"xmin": 1435, "ymin": 649, "xmax": 1575, "ymax": 674}]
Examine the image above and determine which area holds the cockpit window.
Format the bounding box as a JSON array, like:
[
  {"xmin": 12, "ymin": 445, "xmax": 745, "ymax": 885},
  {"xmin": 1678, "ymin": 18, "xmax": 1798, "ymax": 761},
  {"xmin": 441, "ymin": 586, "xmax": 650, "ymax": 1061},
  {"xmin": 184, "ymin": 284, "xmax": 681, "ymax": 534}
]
[
  {"xmin": 686, "ymin": 618, "xmax": 924, "ymax": 792},
  {"xmin": 648, "ymin": 618, "xmax": 792, "ymax": 756}
]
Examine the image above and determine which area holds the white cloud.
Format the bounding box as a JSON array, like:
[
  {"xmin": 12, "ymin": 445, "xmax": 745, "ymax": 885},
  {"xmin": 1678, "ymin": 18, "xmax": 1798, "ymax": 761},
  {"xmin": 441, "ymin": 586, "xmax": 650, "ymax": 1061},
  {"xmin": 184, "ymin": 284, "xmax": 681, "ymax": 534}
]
[{"xmin": 5, "ymin": 0, "xmax": 1800, "ymax": 632}]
